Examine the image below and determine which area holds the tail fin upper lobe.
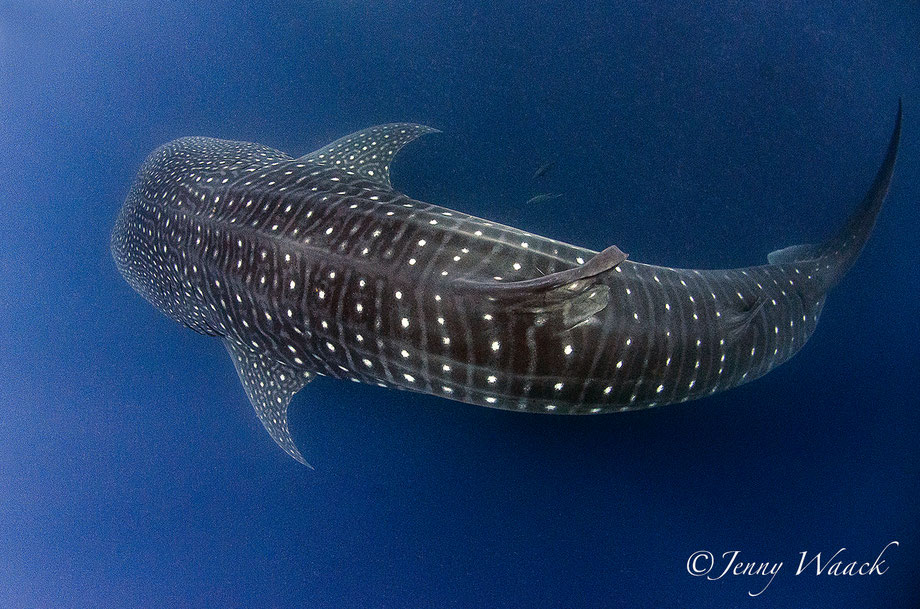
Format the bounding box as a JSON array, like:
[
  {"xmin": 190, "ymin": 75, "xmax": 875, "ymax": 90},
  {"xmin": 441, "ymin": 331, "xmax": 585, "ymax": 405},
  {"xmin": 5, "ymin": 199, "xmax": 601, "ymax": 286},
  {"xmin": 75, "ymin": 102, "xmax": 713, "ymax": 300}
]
[
  {"xmin": 768, "ymin": 102, "xmax": 902, "ymax": 292},
  {"xmin": 816, "ymin": 100, "xmax": 902, "ymax": 289}
]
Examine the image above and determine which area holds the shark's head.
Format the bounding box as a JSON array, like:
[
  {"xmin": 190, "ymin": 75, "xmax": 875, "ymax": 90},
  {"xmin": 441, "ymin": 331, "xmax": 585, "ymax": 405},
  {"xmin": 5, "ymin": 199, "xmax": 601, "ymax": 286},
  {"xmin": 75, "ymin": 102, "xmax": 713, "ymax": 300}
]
[
  {"xmin": 111, "ymin": 140, "xmax": 203, "ymax": 328},
  {"xmin": 110, "ymin": 165, "xmax": 147, "ymax": 298},
  {"xmin": 111, "ymin": 137, "xmax": 297, "ymax": 336},
  {"xmin": 111, "ymin": 141, "xmax": 175, "ymax": 294}
]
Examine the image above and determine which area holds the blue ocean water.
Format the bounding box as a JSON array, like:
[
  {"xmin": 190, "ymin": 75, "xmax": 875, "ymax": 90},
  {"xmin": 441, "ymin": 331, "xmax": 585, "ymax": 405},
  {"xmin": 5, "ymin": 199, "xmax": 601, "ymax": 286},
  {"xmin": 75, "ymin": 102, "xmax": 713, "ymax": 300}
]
[{"xmin": 1, "ymin": 1, "xmax": 918, "ymax": 607}]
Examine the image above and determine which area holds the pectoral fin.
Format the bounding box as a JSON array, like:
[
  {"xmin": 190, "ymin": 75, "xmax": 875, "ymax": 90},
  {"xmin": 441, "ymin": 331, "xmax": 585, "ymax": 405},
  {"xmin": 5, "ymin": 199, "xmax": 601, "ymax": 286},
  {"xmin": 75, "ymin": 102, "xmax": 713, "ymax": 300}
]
[
  {"xmin": 223, "ymin": 339, "xmax": 314, "ymax": 467},
  {"xmin": 301, "ymin": 123, "xmax": 440, "ymax": 189}
]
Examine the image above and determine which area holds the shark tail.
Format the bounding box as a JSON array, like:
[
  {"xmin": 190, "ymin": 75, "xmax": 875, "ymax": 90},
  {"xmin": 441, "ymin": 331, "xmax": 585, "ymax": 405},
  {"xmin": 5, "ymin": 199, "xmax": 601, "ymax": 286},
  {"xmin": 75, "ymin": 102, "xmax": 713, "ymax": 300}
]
[{"xmin": 768, "ymin": 100, "xmax": 902, "ymax": 291}]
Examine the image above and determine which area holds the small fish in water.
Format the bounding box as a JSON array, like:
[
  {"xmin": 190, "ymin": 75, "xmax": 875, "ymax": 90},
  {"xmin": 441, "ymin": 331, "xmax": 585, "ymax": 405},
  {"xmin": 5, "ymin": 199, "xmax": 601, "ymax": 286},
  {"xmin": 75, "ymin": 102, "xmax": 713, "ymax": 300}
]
[
  {"xmin": 526, "ymin": 192, "xmax": 563, "ymax": 205},
  {"xmin": 532, "ymin": 161, "xmax": 556, "ymax": 180}
]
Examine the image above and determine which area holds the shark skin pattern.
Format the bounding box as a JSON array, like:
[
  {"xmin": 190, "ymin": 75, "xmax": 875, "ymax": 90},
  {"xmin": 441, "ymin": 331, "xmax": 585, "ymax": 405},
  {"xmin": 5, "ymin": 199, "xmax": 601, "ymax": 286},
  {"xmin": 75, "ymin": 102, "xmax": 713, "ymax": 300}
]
[{"xmin": 112, "ymin": 106, "xmax": 901, "ymax": 465}]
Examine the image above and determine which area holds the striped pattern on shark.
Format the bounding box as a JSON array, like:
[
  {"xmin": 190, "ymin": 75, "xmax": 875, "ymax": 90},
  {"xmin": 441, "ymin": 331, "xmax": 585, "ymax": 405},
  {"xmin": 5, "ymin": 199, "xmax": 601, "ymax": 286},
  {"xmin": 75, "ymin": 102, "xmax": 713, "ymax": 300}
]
[{"xmin": 112, "ymin": 105, "xmax": 902, "ymax": 465}]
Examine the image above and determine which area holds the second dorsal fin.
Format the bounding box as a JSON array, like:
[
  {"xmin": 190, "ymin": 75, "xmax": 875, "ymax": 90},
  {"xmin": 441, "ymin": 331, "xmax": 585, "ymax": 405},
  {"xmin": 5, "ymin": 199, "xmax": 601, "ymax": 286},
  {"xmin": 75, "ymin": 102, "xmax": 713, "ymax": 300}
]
[{"xmin": 301, "ymin": 123, "xmax": 439, "ymax": 188}]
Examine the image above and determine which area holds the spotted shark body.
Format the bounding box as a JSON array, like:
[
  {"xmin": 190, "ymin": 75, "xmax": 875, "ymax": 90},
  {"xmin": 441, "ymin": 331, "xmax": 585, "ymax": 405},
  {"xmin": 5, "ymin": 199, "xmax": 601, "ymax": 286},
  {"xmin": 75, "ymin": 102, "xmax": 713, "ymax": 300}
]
[{"xmin": 112, "ymin": 106, "xmax": 901, "ymax": 465}]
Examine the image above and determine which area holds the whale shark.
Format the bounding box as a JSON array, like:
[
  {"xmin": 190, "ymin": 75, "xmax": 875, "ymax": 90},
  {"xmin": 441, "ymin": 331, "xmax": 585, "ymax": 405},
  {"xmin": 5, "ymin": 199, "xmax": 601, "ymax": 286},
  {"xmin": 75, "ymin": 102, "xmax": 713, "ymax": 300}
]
[{"xmin": 112, "ymin": 104, "xmax": 901, "ymax": 466}]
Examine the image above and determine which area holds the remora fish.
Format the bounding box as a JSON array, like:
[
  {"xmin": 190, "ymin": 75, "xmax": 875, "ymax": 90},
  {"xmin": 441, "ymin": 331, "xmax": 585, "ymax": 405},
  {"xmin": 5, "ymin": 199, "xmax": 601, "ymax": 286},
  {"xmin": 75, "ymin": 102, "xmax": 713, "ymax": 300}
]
[
  {"xmin": 526, "ymin": 192, "xmax": 563, "ymax": 205},
  {"xmin": 112, "ymin": 106, "xmax": 901, "ymax": 465},
  {"xmin": 532, "ymin": 161, "xmax": 556, "ymax": 180}
]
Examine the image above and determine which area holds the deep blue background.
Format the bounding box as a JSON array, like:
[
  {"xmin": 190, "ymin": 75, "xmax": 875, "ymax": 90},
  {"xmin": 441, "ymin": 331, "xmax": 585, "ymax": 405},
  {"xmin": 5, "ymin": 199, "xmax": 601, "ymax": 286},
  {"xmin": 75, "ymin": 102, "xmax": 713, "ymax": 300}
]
[{"xmin": 1, "ymin": 1, "xmax": 918, "ymax": 607}]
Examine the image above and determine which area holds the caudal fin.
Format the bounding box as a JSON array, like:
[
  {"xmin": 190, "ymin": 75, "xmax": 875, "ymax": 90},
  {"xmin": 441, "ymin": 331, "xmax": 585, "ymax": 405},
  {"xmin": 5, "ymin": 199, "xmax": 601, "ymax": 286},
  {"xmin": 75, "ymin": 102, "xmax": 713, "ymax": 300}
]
[
  {"xmin": 815, "ymin": 100, "xmax": 902, "ymax": 289},
  {"xmin": 768, "ymin": 101, "xmax": 902, "ymax": 291}
]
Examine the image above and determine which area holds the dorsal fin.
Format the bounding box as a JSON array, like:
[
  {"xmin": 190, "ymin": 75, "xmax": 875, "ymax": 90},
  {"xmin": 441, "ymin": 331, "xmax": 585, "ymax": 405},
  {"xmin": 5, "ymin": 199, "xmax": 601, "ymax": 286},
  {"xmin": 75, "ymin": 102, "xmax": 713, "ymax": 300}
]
[
  {"xmin": 301, "ymin": 123, "xmax": 439, "ymax": 188},
  {"xmin": 767, "ymin": 243, "xmax": 817, "ymax": 265},
  {"xmin": 223, "ymin": 339, "xmax": 314, "ymax": 467},
  {"xmin": 454, "ymin": 245, "xmax": 627, "ymax": 306}
]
